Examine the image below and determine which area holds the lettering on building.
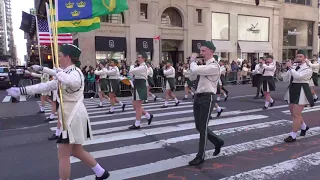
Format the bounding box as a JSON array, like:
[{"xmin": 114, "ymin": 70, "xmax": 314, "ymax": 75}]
[
  {"xmin": 97, "ymin": 29, "xmax": 125, "ymax": 34},
  {"xmin": 288, "ymin": 29, "xmax": 301, "ymax": 35},
  {"xmin": 247, "ymin": 23, "xmax": 260, "ymax": 34}
]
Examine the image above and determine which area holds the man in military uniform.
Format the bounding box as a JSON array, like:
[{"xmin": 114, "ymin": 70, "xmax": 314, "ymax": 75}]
[{"xmin": 188, "ymin": 41, "xmax": 224, "ymax": 166}]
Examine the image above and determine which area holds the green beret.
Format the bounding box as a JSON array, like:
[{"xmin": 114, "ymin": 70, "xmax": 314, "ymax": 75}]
[
  {"xmin": 166, "ymin": 60, "xmax": 173, "ymax": 64},
  {"xmin": 213, "ymin": 55, "xmax": 219, "ymax": 61},
  {"xmin": 138, "ymin": 51, "xmax": 148, "ymax": 59},
  {"xmin": 110, "ymin": 59, "xmax": 118, "ymax": 64},
  {"xmin": 201, "ymin": 41, "xmax": 216, "ymax": 52},
  {"xmin": 60, "ymin": 44, "xmax": 81, "ymax": 58},
  {"xmin": 297, "ymin": 49, "xmax": 306, "ymax": 56}
]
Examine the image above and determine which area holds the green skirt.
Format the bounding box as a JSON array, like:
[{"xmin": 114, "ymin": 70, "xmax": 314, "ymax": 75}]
[
  {"xmin": 99, "ymin": 78, "xmax": 109, "ymax": 94},
  {"xmin": 109, "ymin": 79, "xmax": 120, "ymax": 94},
  {"xmin": 166, "ymin": 77, "xmax": 175, "ymax": 91},
  {"xmin": 133, "ymin": 79, "xmax": 147, "ymax": 101}
]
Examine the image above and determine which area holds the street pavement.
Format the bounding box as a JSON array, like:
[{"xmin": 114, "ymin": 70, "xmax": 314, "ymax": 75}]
[{"xmin": 1, "ymin": 82, "xmax": 320, "ymax": 180}]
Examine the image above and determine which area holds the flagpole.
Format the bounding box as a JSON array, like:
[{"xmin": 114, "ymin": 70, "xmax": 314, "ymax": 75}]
[
  {"xmin": 49, "ymin": 0, "xmax": 67, "ymax": 133},
  {"xmin": 45, "ymin": 3, "xmax": 55, "ymax": 67},
  {"xmin": 35, "ymin": 16, "xmax": 42, "ymax": 66}
]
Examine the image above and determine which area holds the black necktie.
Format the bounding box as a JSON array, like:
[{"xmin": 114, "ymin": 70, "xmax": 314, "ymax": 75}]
[
  {"xmin": 262, "ymin": 69, "xmax": 265, "ymax": 74},
  {"xmin": 194, "ymin": 75, "xmax": 200, "ymax": 90},
  {"xmin": 290, "ymin": 66, "xmax": 300, "ymax": 86}
]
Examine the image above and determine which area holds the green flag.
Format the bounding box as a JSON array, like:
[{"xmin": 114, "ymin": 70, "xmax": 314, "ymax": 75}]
[{"xmin": 56, "ymin": 0, "xmax": 129, "ymax": 21}]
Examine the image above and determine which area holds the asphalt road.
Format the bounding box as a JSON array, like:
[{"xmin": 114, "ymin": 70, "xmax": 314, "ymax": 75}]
[{"xmin": 1, "ymin": 82, "xmax": 320, "ymax": 180}]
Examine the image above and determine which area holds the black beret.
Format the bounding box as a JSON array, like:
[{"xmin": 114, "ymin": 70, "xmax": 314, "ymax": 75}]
[{"xmin": 60, "ymin": 44, "xmax": 81, "ymax": 58}]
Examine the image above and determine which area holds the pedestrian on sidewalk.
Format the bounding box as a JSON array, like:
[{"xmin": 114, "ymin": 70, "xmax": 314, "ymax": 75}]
[
  {"xmin": 283, "ymin": 50, "xmax": 313, "ymax": 143},
  {"xmin": 6, "ymin": 44, "xmax": 110, "ymax": 180},
  {"xmin": 188, "ymin": 41, "xmax": 224, "ymax": 166}
]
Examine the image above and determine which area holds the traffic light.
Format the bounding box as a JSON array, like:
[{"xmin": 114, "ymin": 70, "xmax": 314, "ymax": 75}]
[{"xmin": 255, "ymin": 0, "xmax": 259, "ymax": 6}]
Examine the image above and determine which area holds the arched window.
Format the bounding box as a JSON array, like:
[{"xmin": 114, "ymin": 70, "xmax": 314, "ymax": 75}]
[
  {"xmin": 100, "ymin": 13, "xmax": 124, "ymax": 24},
  {"xmin": 161, "ymin": 7, "xmax": 182, "ymax": 27}
]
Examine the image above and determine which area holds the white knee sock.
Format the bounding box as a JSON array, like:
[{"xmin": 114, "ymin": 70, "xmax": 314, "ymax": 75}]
[
  {"xmin": 313, "ymin": 94, "xmax": 318, "ymax": 99},
  {"xmin": 135, "ymin": 120, "xmax": 141, "ymax": 127},
  {"xmin": 119, "ymin": 101, "xmax": 124, "ymax": 106},
  {"xmin": 265, "ymin": 101, "xmax": 269, "ymax": 107},
  {"xmin": 301, "ymin": 122, "xmax": 307, "ymax": 130},
  {"xmin": 270, "ymin": 98, "xmax": 274, "ymax": 103},
  {"xmin": 110, "ymin": 106, "xmax": 114, "ymax": 112},
  {"xmin": 49, "ymin": 113, "xmax": 55, "ymax": 119},
  {"xmin": 290, "ymin": 131, "xmax": 297, "ymax": 139},
  {"xmin": 144, "ymin": 113, "xmax": 151, "ymax": 119},
  {"xmin": 40, "ymin": 106, "xmax": 45, "ymax": 111},
  {"xmin": 55, "ymin": 128, "xmax": 61, "ymax": 136},
  {"xmin": 216, "ymin": 106, "xmax": 222, "ymax": 112},
  {"xmin": 92, "ymin": 163, "xmax": 105, "ymax": 177},
  {"xmin": 174, "ymin": 98, "xmax": 179, "ymax": 103}
]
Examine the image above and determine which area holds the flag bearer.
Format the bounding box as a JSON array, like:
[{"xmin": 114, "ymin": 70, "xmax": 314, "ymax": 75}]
[
  {"xmin": 6, "ymin": 44, "xmax": 110, "ymax": 180},
  {"xmin": 188, "ymin": 41, "xmax": 224, "ymax": 166}
]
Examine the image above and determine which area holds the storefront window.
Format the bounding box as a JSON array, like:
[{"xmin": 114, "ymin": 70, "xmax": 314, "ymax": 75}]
[
  {"xmin": 238, "ymin": 15, "xmax": 269, "ymax": 42},
  {"xmin": 285, "ymin": 0, "xmax": 311, "ymax": 6},
  {"xmin": 96, "ymin": 51, "xmax": 125, "ymax": 62},
  {"xmin": 212, "ymin": 12, "xmax": 229, "ymax": 40},
  {"xmin": 283, "ymin": 19, "xmax": 313, "ymax": 47}
]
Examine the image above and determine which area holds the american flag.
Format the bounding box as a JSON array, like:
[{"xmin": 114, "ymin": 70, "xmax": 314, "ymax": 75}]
[{"xmin": 37, "ymin": 18, "xmax": 73, "ymax": 45}]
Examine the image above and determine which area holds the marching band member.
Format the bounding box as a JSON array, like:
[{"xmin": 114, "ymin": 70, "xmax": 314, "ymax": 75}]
[
  {"xmin": 145, "ymin": 62, "xmax": 157, "ymax": 103},
  {"xmin": 128, "ymin": 52, "xmax": 154, "ymax": 129},
  {"xmin": 261, "ymin": 55, "xmax": 276, "ymax": 109},
  {"xmin": 216, "ymin": 56, "xmax": 228, "ymax": 102},
  {"xmin": 182, "ymin": 63, "xmax": 194, "ymax": 100},
  {"xmin": 161, "ymin": 60, "xmax": 180, "ymax": 108},
  {"xmin": 282, "ymin": 50, "xmax": 313, "ymax": 143},
  {"xmin": 95, "ymin": 61, "xmax": 110, "ymax": 108},
  {"xmin": 104, "ymin": 59, "xmax": 126, "ymax": 114},
  {"xmin": 188, "ymin": 41, "xmax": 224, "ymax": 166},
  {"xmin": 307, "ymin": 54, "xmax": 319, "ymax": 102},
  {"xmin": 6, "ymin": 44, "xmax": 110, "ymax": 179},
  {"xmin": 252, "ymin": 57, "xmax": 265, "ymax": 99}
]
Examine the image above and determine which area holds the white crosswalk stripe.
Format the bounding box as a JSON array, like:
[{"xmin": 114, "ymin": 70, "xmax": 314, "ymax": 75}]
[
  {"xmin": 43, "ymin": 97, "xmax": 320, "ymax": 180},
  {"xmin": 2, "ymin": 95, "xmax": 27, "ymax": 102}
]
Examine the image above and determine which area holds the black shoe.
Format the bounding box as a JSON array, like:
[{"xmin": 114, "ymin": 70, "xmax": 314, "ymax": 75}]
[
  {"xmin": 213, "ymin": 140, "xmax": 224, "ymax": 156},
  {"xmin": 192, "ymin": 94, "xmax": 195, "ymax": 99},
  {"xmin": 262, "ymin": 106, "xmax": 268, "ymax": 110},
  {"xmin": 154, "ymin": 96, "xmax": 157, "ymax": 102},
  {"xmin": 143, "ymin": 101, "xmax": 148, "ymax": 104},
  {"xmin": 106, "ymin": 111, "xmax": 114, "ymax": 114},
  {"xmin": 284, "ymin": 136, "xmax": 296, "ymax": 143},
  {"xmin": 314, "ymin": 98, "xmax": 318, "ymax": 102},
  {"xmin": 97, "ymin": 105, "xmax": 103, "ymax": 108},
  {"xmin": 37, "ymin": 110, "xmax": 45, "ymax": 114},
  {"xmin": 224, "ymin": 96, "xmax": 228, "ymax": 102},
  {"xmin": 270, "ymin": 100, "xmax": 275, "ymax": 107},
  {"xmin": 128, "ymin": 125, "xmax": 140, "ymax": 130},
  {"xmin": 122, "ymin": 104, "xmax": 126, "ymax": 111},
  {"xmin": 209, "ymin": 116, "xmax": 213, "ymax": 119},
  {"xmin": 95, "ymin": 171, "xmax": 110, "ymax": 180},
  {"xmin": 216, "ymin": 109, "xmax": 223, "ymax": 117},
  {"xmin": 253, "ymin": 96, "xmax": 259, "ymax": 99},
  {"xmin": 48, "ymin": 134, "xmax": 58, "ymax": 141},
  {"xmin": 45, "ymin": 117, "xmax": 54, "ymax": 122},
  {"xmin": 175, "ymin": 101, "xmax": 180, "ymax": 106},
  {"xmin": 300, "ymin": 126, "xmax": 309, "ymax": 136},
  {"xmin": 188, "ymin": 157, "xmax": 204, "ymax": 166},
  {"xmin": 182, "ymin": 97, "xmax": 187, "ymax": 100},
  {"xmin": 161, "ymin": 105, "xmax": 168, "ymax": 108},
  {"xmin": 148, "ymin": 114, "xmax": 154, "ymax": 125}
]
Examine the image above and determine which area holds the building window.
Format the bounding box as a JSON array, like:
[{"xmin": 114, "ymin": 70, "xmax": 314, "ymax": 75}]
[
  {"xmin": 212, "ymin": 12, "xmax": 229, "ymax": 40},
  {"xmin": 196, "ymin": 9, "xmax": 202, "ymax": 23},
  {"xmin": 140, "ymin": 3, "xmax": 148, "ymax": 19},
  {"xmin": 285, "ymin": 0, "xmax": 311, "ymax": 6},
  {"xmin": 161, "ymin": 7, "xmax": 183, "ymax": 27},
  {"xmin": 100, "ymin": 13, "xmax": 124, "ymax": 24},
  {"xmin": 283, "ymin": 19, "xmax": 313, "ymax": 47},
  {"xmin": 238, "ymin": 15, "xmax": 269, "ymax": 42}
]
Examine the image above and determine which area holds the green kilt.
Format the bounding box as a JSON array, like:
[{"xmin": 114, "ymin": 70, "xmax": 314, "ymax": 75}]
[
  {"xmin": 166, "ymin": 77, "xmax": 175, "ymax": 91},
  {"xmin": 108, "ymin": 79, "xmax": 120, "ymax": 94},
  {"xmin": 185, "ymin": 78, "xmax": 193, "ymax": 88},
  {"xmin": 147, "ymin": 76, "xmax": 155, "ymax": 87},
  {"xmin": 133, "ymin": 79, "xmax": 147, "ymax": 101},
  {"xmin": 289, "ymin": 83, "xmax": 314, "ymax": 106},
  {"xmin": 99, "ymin": 78, "xmax": 109, "ymax": 94},
  {"xmin": 311, "ymin": 72, "xmax": 318, "ymax": 86}
]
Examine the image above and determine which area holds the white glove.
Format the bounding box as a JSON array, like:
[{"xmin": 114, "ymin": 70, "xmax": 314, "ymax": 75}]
[
  {"xmin": 6, "ymin": 87, "xmax": 21, "ymax": 98},
  {"xmin": 24, "ymin": 70, "xmax": 31, "ymax": 75},
  {"xmin": 31, "ymin": 65, "xmax": 43, "ymax": 72}
]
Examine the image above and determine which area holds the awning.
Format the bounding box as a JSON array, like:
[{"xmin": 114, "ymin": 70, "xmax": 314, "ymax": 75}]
[
  {"xmin": 211, "ymin": 40, "xmax": 235, "ymax": 52},
  {"xmin": 238, "ymin": 41, "xmax": 272, "ymax": 53},
  {"xmin": 136, "ymin": 38, "xmax": 154, "ymax": 52},
  {"xmin": 95, "ymin": 36, "xmax": 127, "ymax": 51}
]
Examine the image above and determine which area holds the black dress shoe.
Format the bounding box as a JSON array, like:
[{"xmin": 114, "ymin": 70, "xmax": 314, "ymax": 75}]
[
  {"xmin": 97, "ymin": 105, "xmax": 103, "ymax": 108},
  {"xmin": 148, "ymin": 114, "xmax": 154, "ymax": 125},
  {"xmin": 37, "ymin": 110, "xmax": 45, "ymax": 114},
  {"xmin": 314, "ymin": 98, "xmax": 318, "ymax": 102},
  {"xmin": 253, "ymin": 96, "xmax": 259, "ymax": 99},
  {"xmin": 216, "ymin": 109, "xmax": 223, "ymax": 117},
  {"xmin": 48, "ymin": 134, "xmax": 58, "ymax": 141},
  {"xmin": 213, "ymin": 140, "xmax": 224, "ymax": 156},
  {"xmin": 224, "ymin": 96, "xmax": 228, "ymax": 101},
  {"xmin": 182, "ymin": 97, "xmax": 187, "ymax": 100},
  {"xmin": 175, "ymin": 101, "xmax": 180, "ymax": 106},
  {"xmin": 106, "ymin": 111, "xmax": 114, "ymax": 114},
  {"xmin": 284, "ymin": 136, "xmax": 296, "ymax": 143},
  {"xmin": 95, "ymin": 171, "xmax": 110, "ymax": 180},
  {"xmin": 270, "ymin": 101, "xmax": 275, "ymax": 107},
  {"xmin": 188, "ymin": 157, "xmax": 204, "ymax": 166},
  {"xmin": 161, "ymin": 105, "xmax": 168, "ymax": 108},
  {"xmin": 122, "ymin": 104, "xmax": 126, "ymax": 111},
  {"xmin": 300, "ymin": 126, "xmax": 309, "ymax": 136},
  {"xmin": 262, "ymin": 106, "xmax": 268, "ymax": 110},
  {"xmin": 45, "ymin": 117, "xmax": 54, "ymax": 122},
  {"xmin": 209, "ymin": 116, "xmax": 213, "ymax": 119},
  {"xmin": 154, "ymin": 96, "xmax": 157, "ymax": 102},
  {"xmin": 128, "ymin": 125, "xmax": 140, "ymax": 130}
]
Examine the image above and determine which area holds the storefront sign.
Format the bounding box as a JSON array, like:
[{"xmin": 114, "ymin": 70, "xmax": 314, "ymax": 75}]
[
  {"xmin": 288, "ymin": 29, "xmax": 301, "ymax": 35},
  {"xmin": 192, "ymin": 40, "xmax": 205, "ymax": 53},
  {"xmin": 95, "ymin": 36, "xmax": 127, "ymax": 51},
  {"xmin": 136, "ymin": 38, "xmax": 154, "ymax": 52},
  {"xmin": 238, "ymin": 15, "xmax": 269, "ymax": 42},
  {"xmin": 161, "ymin": 29, "xmax": 184, "ymax": 40}
]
